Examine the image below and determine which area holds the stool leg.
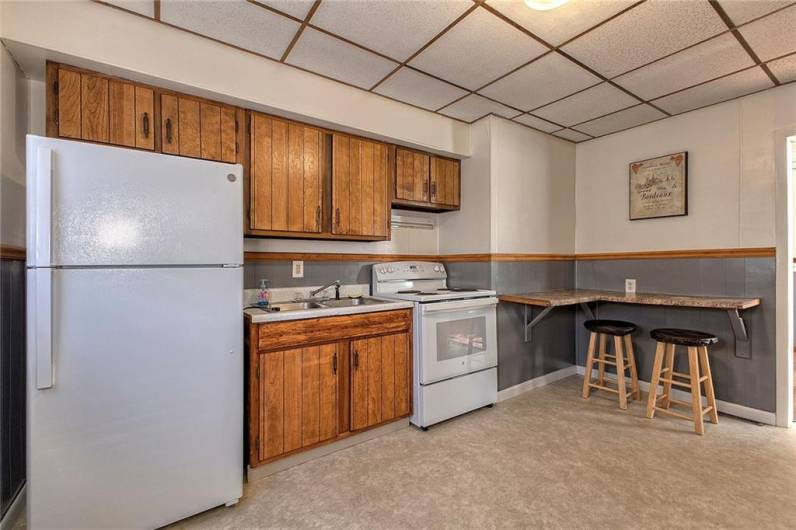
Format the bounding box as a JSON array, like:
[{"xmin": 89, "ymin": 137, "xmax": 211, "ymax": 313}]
[
  {"xmin": 698, "ymin": 346, "xmax": 719, "ymax": 424},
  {"xmin": 624, "ymin": 335, "xmax": 640, "ymax": 400},
  {"xmin": 597, "ymin": 333, "xmax": 607, "ymax": 386},
  {"xmin": 688, "ymin": 346, "xmax": 705, "ymax": 435},
  {"xmin": 582, "ymin": 332, "xmax": 597, "ymax": 399},
  {"xmin": 646, "ymin": 342, "xmax": 665, "ymax": 419},
  {"xmin": 614, "ymin": 336, "xmax": 628, "ymax": 410},
  {"xmin": 660, "ymin": 343, "xmax": 675, "ymax": 409}
]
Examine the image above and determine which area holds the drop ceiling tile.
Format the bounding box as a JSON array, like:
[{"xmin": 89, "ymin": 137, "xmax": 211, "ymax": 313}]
[
  {"xmin": 767, "ymin": 53, "xmax": 796, "ymax": 82},
  {"xmin": 160, "ymin": 0, "xmax": 299, "ymax": 59},
  {"xmin": 311, "ymin": 0, "xmax": 471, "ymax": 62},
  {"xmin": 439, "ymin": 94, "xmax": 521, "ymax": 122},
  {"xmin": 738, "ymin": 4, "xmax": 796, "ymax": 61},
  {"xmin": 561, "ymin": 0, "xmax": 727, "ymax": 78},
  {"xmin": 513, "ymin": 114, "xmax": 562, "ymax": 133},
  {"xmin": 573, "ymin": 104, "xmax": 666, "ymax": 137},
  {"xmin": 717, "ymin": 0, "xmax": 791, "ymax": 25},
  {"xmin": 255, "ymin": 0, "xmax": 315, "ymax": 20},
  {"xmin": 104, "ymin": 0, "xmax": 155, "ymax": 17},
  {"xmin": 409, "ymin": 8, "xmax": 548, "ymax": 90},
  {"xmin": 486, "ymin": 0, "xmax": 637, "ymax": 47},
  {"xmin": 553, "ymin": 129, "xmax": 591, "ymax": 142},
  {"xmin": 374, "ymin": 68, "xmax": 468, "ymax": 111},
  {"xmin": 614, "ymin": 33, "xmax": 755, "ymax": 100},
  {"xmin": 478, "ymin": 53, "xmax": 601, "ymax": 111},
  {"xmin": 286, "ymin": 28, "xmax": 399, "ymax": 89},
  {"xmin": 653, "ymin": 67, "xmax": 773, "ymax": 114},
  {"xmin": 533, "ymin": 83, "xmax": 638, "ymax": 127}
]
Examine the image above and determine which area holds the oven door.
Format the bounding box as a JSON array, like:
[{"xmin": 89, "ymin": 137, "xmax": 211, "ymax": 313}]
[{"xmin": 419, "ymin": 297, "xmax": 498, "ymax": 385}]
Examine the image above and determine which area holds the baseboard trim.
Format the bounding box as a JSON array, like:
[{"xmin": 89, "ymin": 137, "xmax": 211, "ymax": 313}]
[
  {"xmin": 575, "ymin": 366, "xmax": 776, "ymax": 425},
  {"xmin": 0, "ymin": 483, "xmax": 26, "ymax": 530},
  {"xmin": 497, "ymin": 365, "xmax": 579, "ymax": 402}
]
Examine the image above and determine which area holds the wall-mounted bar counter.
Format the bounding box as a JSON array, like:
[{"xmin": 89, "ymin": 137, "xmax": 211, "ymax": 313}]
[{"xmin": 499, "ymin": 289, "xmax": 761, "ymax": 358}]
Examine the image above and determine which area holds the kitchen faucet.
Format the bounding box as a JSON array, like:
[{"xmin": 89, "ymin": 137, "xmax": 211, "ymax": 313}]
[{"xmin": 311, "ymin": 279, "xmax": 341, "ymax": 300}]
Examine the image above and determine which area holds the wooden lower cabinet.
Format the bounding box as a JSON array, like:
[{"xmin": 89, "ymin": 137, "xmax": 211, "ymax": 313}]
[{"xmin": 248, "ymin": 309, "xmax": 412, "ymax": 467}]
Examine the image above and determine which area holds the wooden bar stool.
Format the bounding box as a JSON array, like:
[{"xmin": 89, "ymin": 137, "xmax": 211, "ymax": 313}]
[
  {"xmin": 646, "ymin": 328, "xmax": 719, "ymax": 435},
  {"xmin": 581, "ymin": 320, "xmax": 640, "ymax": 409}
]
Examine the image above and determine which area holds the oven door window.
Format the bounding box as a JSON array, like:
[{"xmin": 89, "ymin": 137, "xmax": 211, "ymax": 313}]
[
  {"xmin": 436, "ymin": 317, "xmax": 487, "ymax": 361},
  {"xmin": 420, "ymin": 303, "xmax": 497, "ymax": 384}
]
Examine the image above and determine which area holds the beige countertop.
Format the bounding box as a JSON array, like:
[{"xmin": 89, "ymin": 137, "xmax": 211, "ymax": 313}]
[
  {"xmin": 245, "ymin": 298, "xmax": 414, "ymax": 323},
  {"xmin": 499, "ymin": 289, "xmax": 760, "ymax": 310}
]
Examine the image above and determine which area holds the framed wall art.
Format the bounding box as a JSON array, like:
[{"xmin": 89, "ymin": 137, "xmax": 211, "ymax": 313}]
[{"xmin": 629, "ymin": 152, "xmax": 688, "ymax": 220}]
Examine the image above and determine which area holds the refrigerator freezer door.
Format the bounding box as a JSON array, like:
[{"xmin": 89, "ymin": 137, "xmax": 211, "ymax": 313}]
[
  {"xmin": 27, "ymin": 267, "xmax": 243, "ymax": 529},
  {"xmin": 26, "ymin": 135, "xmax": 243, "ymax": 267}
]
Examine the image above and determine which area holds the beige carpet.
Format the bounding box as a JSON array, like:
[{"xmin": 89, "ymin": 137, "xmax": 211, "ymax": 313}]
[{"xmin": 172, "ymin": 376, "xmax": 796, "ymax": 529}]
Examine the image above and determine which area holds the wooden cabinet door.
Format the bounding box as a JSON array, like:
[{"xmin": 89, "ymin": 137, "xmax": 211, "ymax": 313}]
[
  {"xmin": 395, "ymin": 148, "xmax": 429, "ymax": 202},
  {"xmin": 108, "ymin": 81, "xmax": 154, "ymax": 150},
  {"xmin": 332, "ymin": 133, "xmax": 389, "ymax": 238},
  {"xmin": 56, "ymin": 68, "xmax": 110, "ymax": 142},
  {"xmin": 159, "ymin": 95, "xmax": 237, "ymax": 162},
  {"xmin": 351, "ymin": 332, "xmax": 410, "ymax": 431},
  {"xmin": 250, "ymin": 113, "xmax": 324, "ymax": 233},
  {"xmin": 258, "ymin": 344, "xmax": 339, "ymax": 462},
  {"xmin": 430, "ymin": 156, "xmax": 460, "ymax": 208},
  {"xmin": 178, "ymin": 97, "xmax": 201, "ymax": 158}
]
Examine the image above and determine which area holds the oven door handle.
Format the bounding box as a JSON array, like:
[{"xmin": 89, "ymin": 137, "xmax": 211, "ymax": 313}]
[{"xmin": 421, "ymin": 297, "xmax": 499, "ymax": 314}]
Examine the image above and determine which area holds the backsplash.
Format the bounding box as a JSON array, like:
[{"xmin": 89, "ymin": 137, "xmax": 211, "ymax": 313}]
[{"xmin": 243, "ymin": 284, "xmax": 370, "ymax": 306}]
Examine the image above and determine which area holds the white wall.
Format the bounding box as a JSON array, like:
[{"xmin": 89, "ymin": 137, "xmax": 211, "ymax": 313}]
[
  {"xmin": 438, "ymin": 116, "xmax": 576, "ymax": 254},
  {"xmin": 490, "ymin": 118, "xmax": 575, "ymax": 254},
  {"xmin": 576, "ymin": 83, "xmax": 796, "ymax": 253},
  {"xmin": 438, "ymin": 118, "xmax": 492, "ymax": 254},
  {"xmin": 0, "ymin": 43, "xmax": 28, "ymax": 248}
]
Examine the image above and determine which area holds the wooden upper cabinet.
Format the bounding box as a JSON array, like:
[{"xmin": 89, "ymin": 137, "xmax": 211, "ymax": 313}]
[
  {"xmin": 159, "ymin": 94, "xmax": 237, "ymax": 162},
  {"xmin": 257, "ymin": 344, "xmax": 339, "ymax": 462},
  {"xmin": 395, "ymin": 148, "xmax": 429, "ymax": 203},
  {"xmin": 332, "ymin": 133, "xmax": 389, "ymax": 239},
  {"xmin": 351, "ymin": 332, "xmax": 410, "ymax": 432},
  {"xmin": 54, "ymin": 66, "xmax": 153, "ymax": 150},
  {"xmin": 430, "ymin": 156, "xmax": 461, "ymax": 208},
  {"xmin": 250, "ymin": 113, "xmax": 324, "ymax": 234}
]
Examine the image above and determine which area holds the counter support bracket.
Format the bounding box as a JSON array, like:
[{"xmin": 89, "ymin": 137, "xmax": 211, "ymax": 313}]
[
  {"xmin": 727, "ymin": 309, "xmax": 751, "ymax": 359},
  {"xmin": 579, "ymin": 303, "xmax": 596, "ymax": 321},
  {"xmin": 524, "ymin": 306, "xmax": 553, "ymax": 342}
]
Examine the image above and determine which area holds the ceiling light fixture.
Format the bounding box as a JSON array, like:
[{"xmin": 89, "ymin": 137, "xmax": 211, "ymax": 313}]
[{"xmin": 524, "ymin": 0, "xmax": 569, "ymax": 11}]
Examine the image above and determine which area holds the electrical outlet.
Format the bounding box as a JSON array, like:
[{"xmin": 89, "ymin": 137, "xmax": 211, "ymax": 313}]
[
  {"xmin": 292, "ymin": 260, "xmax": 304, "ymax": 278},
  {"xmin": 625, "ymin": 278, "xmax": 636, "ymax": 294}
]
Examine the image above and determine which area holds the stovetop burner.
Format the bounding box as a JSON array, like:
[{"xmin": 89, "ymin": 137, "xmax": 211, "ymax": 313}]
[
  {"xmin": 397, "ymin": 290, "xmax": 421, "ymax": 294},
  {"xmin": 437, "ymin": 287, "xmax": 478, "ymax": 292}
]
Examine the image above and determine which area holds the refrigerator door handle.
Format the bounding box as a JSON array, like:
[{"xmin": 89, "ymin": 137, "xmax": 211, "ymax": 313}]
[
  {"xmin": 34, "ymin": 269, "xmax": 54, "ymax": 389},
  {"xmin": 34, "ymin": 146, "xmax": 53, "ymax": 267}
]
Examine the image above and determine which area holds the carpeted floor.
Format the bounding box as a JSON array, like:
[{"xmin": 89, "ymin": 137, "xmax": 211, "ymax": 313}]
[{"xmin": 173, "ymin": 375, "xmax": 796, "ymax": 529}]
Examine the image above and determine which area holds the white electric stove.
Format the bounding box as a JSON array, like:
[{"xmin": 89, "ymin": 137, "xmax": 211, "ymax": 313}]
[{"xmin": 372, "ymin": 261, "xmax": 498, "ymax": 429}]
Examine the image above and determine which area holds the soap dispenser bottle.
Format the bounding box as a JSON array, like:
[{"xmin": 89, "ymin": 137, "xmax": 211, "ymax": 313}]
[{"xmin": 257, "ymin": 279, "xmax": 271, "ymax": 308}]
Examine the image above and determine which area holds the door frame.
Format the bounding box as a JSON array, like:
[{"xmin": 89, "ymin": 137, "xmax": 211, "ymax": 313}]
[{"xmin": 774, "ymin": 127, "xmax": 796, "ymax": 427}]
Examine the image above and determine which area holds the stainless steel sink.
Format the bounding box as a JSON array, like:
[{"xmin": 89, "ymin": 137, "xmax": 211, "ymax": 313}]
[
  {"xmin": 319, "ymin": 297, "xmax": 385, "ymax": 308},
  {"xmin": 269, "ymin": 301, "xmax": 327, "ymax": 311}
]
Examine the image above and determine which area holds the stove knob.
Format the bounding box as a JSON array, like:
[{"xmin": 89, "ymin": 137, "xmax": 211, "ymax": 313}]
[{"xmin": 433, "ymin": 265, "xmax": 440, "ymax": 272}]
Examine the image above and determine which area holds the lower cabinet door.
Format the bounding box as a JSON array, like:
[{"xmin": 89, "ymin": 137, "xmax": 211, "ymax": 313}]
[
  {"xmin": 351, "ymin": 332, "xmax": 411, "ymax": 431},
  {"xmin": 259, "ymin": 344, "xmax": 339, "ymax": 461}
]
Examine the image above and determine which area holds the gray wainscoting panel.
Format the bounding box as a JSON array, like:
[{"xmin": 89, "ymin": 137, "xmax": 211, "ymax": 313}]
[
  {"xmin": 1, "ymin": 258, "xmax": 26, "ymax": 517},
  {"xmin": 575, "ymin": 257, "xmax": 775, "ymax": 412}
]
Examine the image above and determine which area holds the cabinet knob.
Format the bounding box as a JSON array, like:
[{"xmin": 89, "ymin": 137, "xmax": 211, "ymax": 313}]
[
  {"xmin": 165, "ymin": 118, "xmax": 173, "ymax": 144},
  {"xmin": 142, "ymin": 112, "xmax": 150, "ymax": 138},
  {"xmin": 332, "ymin": 352, "xmax": 338, "ymax": 374}
]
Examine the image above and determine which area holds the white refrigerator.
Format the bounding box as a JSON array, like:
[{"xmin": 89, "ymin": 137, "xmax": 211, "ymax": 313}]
[{"xmin": 25, "ymin": 136, "xmax": 244, "ymax": 529}]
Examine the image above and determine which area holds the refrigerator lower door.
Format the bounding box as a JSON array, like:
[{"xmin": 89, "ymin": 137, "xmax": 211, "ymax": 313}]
[{"xmin": 27, "ymin": 267, "xmax": 243, "ymax": 529}]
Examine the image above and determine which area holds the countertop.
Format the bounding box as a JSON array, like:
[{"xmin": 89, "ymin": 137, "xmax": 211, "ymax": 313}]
[
  {"xmin": 244, "ymin": 298, "xmax": 414, "ymax": 323},
  {"xmin": 499, "ymin": 289, "xmax": 760, "ymax": 310}
]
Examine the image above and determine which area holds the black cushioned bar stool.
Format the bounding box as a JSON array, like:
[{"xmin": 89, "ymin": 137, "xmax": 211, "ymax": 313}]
[
  {"xmin": 581, "ymin": 320, "xmax": 640, "ymax": 409},
  {"xmin": 646, "ymin": 328, "xmax": 719, "ymax": 435}
]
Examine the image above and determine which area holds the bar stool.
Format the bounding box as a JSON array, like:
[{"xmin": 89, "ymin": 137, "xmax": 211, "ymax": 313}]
[
  {"xmin": 581, "ymin": 319, "xmax": 640, "ymax": 409},
  {"xmin": 646, "ymin": 328, "xmax": 719, "ymax": 435}
]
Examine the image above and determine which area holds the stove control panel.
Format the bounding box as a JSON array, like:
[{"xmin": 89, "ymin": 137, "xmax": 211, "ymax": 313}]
[{"xmin": 373, "ymin": 261, "xmax": 447, "ymax": 281}]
